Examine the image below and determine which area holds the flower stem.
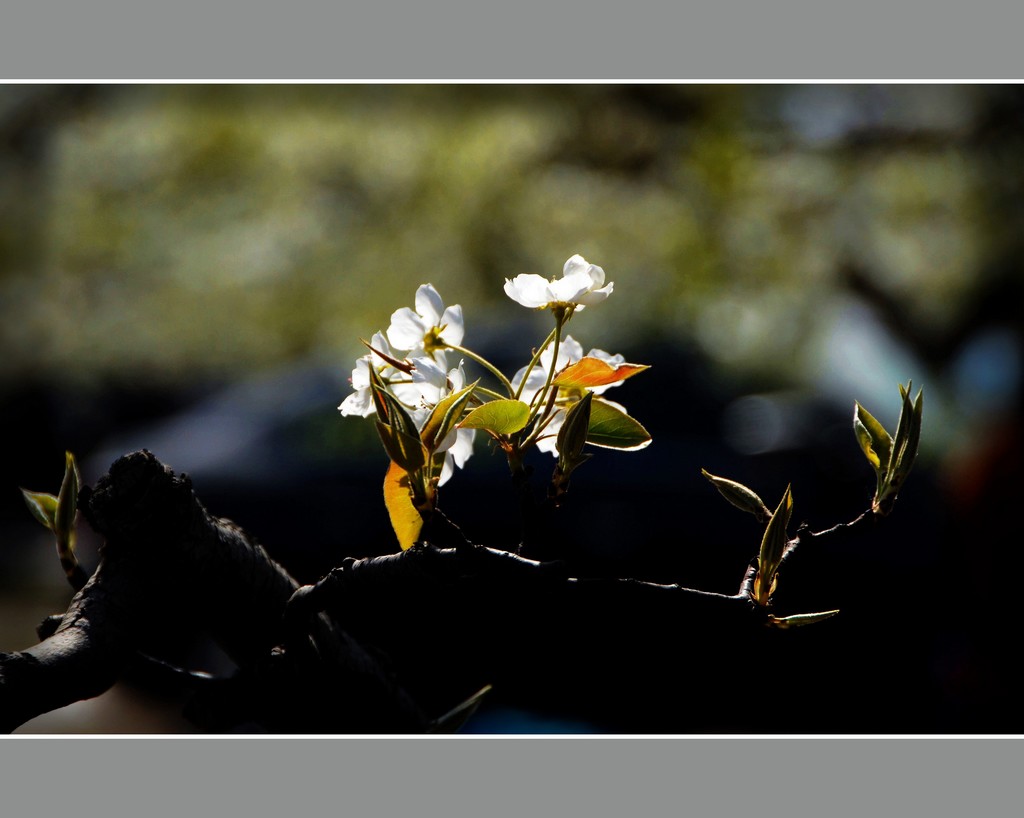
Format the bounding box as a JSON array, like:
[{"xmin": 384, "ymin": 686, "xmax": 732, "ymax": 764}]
[
  {"xmin": 474, "ymin": 385, "xmax": 510, "ymax": 402},
  {"xmin": 520, "ymin": 311, "xmax": 566, "ymax": 449},
  {"xmin": 445, "ymin": 343, "xmax": 515, "ymax": 397},
  {"xmin": 513, "ymin": 325, "xmax": 559, "ymax": 402}
]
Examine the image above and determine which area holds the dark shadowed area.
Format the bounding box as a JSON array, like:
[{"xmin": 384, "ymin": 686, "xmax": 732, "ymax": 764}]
[{"xmin": 1, "ymin": 84, "xmax": 1021, "ymax": 733}]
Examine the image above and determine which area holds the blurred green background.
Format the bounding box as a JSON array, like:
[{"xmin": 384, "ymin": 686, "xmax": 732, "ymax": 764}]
[{"xmin": 1, "ymin": 84, "xmax": 1021, "ymax": 732}]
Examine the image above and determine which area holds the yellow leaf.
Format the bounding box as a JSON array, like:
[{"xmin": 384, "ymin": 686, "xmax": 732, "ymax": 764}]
[{"xmin": 383, "ymin": 462, "xmax": 424, "ymax": 550}]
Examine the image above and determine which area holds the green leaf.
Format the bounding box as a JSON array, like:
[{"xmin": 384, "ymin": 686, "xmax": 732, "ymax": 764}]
[
  {"xmin": 460, "ymin": 399, "xmax": 531, "ymax": 436},
  {"xmin": 853, "ymin": 402, "xmax": 892, "ymax": 474},
  {"xmin": 700, "ymin": 469, "xmax": 771, "ymax": 522},
  {"xmin": 376, "ymin": 420, "xmax": 428, "ymax": 473},
  {"xmin": 55, "ymin": 451, "xmax": 80, "ymax": 565},
  {"xmin": 557, "ymin": 391, "xmax": 594, "ymax": 464},
  {"xmin": 888, "ymin": 381, "xmax": 914, "ymax": 481},
  {"xmin": 585, "ymin": 399, "xmax": 651, "ymax": 451},
  {"xmin": 754, "ymin": 485, "xmax": 792, "ymax": 606},
  {"xmin": 553, "ymin": 357, "xmax": 650, "ymax": 390},
  {"xmin": 420, "ymin": 381, "xmax": 478, "ymax": 452},
  {"xmin": 370, "ymin": 375, "xmax": 420, "ymax": 444},
  {"xmin": 890, "ymin": 386, "xmax": 923, "ymax": 490},
  {"xmin": 21, "ymin": 489, "xmax": 58, "ymax": 531},
  {"xmin": 767, "ymin": 610, "xmax": 840, "ymax": 629},
  {"xmin": 367, "ymin": 365, "xmax": 391, "ymax": 422}
]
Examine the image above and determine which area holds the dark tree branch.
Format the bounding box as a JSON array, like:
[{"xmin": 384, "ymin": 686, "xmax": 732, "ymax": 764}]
[
  {"xmin": 2, "ymin": 451, "xmax": 881, "ymax": 733},
  {"xmin": 1, "ymin": 451, "xmax": 427, "ymax": 733}
]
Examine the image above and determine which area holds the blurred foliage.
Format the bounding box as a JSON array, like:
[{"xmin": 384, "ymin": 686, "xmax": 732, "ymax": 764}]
[{"xmin": 0, "ymin": 84, "xmax": 1021, "ymax": 457}]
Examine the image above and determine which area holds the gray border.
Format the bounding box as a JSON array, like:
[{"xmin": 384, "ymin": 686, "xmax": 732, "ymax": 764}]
[
  {"xmin": 2, "ymin": 0, "xmax": 1021, "ymax": 813},
  {"xmin": 2, "ymin": 737, "xmax": 1023, "ymax": 815},
  {"xmin": 1, "ymin": 2, "xmax": 1022, "ymax": 79}
]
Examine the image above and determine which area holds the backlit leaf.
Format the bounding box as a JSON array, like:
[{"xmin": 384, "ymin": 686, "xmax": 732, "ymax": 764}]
[
  {"xmin": 853, "ymin": 402, "xmax": 891, "ymax": 473},
  {"xmin": 585, "ymin": 399, "xmax": 651, "ymax": 451},
  {"xmin": 383, "ymin": 462, "xmax": 424, "ymax": 550},
  {"xmin": 376, "ymin": 420, "xmax": 427, "ymax": 472},
  {"xmin": 55, "ymin": 451, "xmax": 80, "ymax": 567},
  {"xmin": 553, "ymin": 356, "xmax": 650, "ymax": 390},
  {"xmin": 767, "ymin": 610, "xmax": 840, "ymax": 629},
  {"xmin": 420, "ymin": 381, "xmax": 478, "ymax": 452},
  {"xmin": 460, "ymin": 399, "xmax": 531, "ymax": 436},
  {"xmin": 21, "ymin": 489, "xmax": 58, "ymax": 531},
  {"xmin": 891, "ymin": 386, "xmax": 923, "ymax": 489},
  {"xmin": 701, "ymin": 469, "xmax": 771, "ymax": 521},
  {"xmin": 557, "ymin": 391, "xmax": 594, "ymax": 463},
  {"xmin": 754, "ymin": 484, "xmax": 792, "ymax": 606}
]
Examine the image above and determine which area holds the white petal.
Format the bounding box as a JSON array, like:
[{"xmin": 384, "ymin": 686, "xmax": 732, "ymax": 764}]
[
  {"xmin": 338, "ymin": 388, "xmax": 374, "ymax": 417},
  {"xmin": 439, "ymin": 304, "xmax": 465, "ymax": 346},
  {"xmin": 587, "ymin": 347, "xmax": 624, "ymax": 365},
  {"xmin": 511, "ymin": 362, "xmax": 547, "ymax": 405},
  {"xmin": 576, "ymin": 282, "xmax": 613, "ymax": 306},
  {"xmin": 437, "ymin": 453, "xmax": 455, "ymax": 487},
  {"xmin": 350, "ymin": 357, "xmax": 371, "ymax": 389},
  {"xmin": 450, "ymin": 428, "xmax": 476, "ymax": 467},
  {"xmin": 391, "ymin": 380, "xmax": 425, "ymax": 409},
  {"xmin": 562, "ymin": 254, "xmax": 590, "ymax": 278},
  {"xmin": 415, "ymin": 284, "xmax": 445, "ymax": 326},
  {"xmin": 387, "ymin": 307, "xmax": 428, "ymax": 350},
  {"xmin": 411, "ymin": 355, "xmax": 447, "ymax": 389},
  {"xmin": 367, "ymin": 330, "xmax": 400, "ymax": 364},
  {"xmin": 551, "ymin": 335, "xmax": 583, "ymax": 369},
  {"xmin": 504, "ymin": 274, "xmax": 553, "ymax": 308},
  {"xmin": 548, "ymin": 270, "xmax": 593, "ymax": 303},
  {"xmin": 408, "ymin": 405, "xmax": 431, "ymax": 429},
  {"xmin": 434, "ymin": 426, "xmax": 458, "ymax": 454},
  {"xmin": 447, "ymin": 360, "xmax": 467, "ymax": 392}
]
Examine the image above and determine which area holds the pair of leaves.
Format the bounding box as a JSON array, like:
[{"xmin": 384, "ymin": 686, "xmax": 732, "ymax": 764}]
[
  {"xmin": 372, "ymin": 364, "xmax": 478, "ymax": 475},
  {"xmin": 21, "ymin": 452, "xmax": 81, "ymax": 578},
  {"xmin": 459, "ymin": 394, "xmax": 651, "ymax": 452},
  {"xmin": 462, "ymin": 393, "xmax": 651, "ymax": 450},
  {"xmin": 853, "ymin": 381, "xmax": 924, "ymax": 515},
  {"xmin": 374, "ymin": 366, "xmax": 479, "ymax": 550},
  {"xmin": 702, "ymin": 470, "xmax": 839, "ymax": 626}
]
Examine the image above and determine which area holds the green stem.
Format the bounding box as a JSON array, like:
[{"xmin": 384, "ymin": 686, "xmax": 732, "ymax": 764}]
[
  {"xmin": 520, "ymin": 313, "xmax": 566, "ymax": 450},
  {"xmin": 445, "ymin": 343, "xmax": 515, "ymax": 397},
  {"xmin": 512, "ymin": 326, "xmax": 559, "ymax": 402},
  {"xmin": 535, "ymin": 312, "xmax": 564, "ymax": 418},
  {"xmin": 473, "ymin": 385, "xmax": 510, "ymax": 402}
]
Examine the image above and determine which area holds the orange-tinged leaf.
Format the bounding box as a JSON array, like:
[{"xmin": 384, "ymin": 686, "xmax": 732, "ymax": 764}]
[
  {"xmin": 552, "ymin": 357, "xmax": 649, "ymax": 390},
  {"xmin": 383, "ymin": 462, "xmax": 424, "ymax": 550}
]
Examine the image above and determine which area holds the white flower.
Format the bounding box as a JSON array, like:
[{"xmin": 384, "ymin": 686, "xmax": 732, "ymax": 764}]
[
  {"xmin": 338, "ymin": 331, "xmax": 407, "ymax": 417},
  {"xmin": 510, "ymin": 335, "xmax": 626, "ymax": 456},
  {"xmin": 407, "ymin": 354, "xmax": 476, "ymax": 486},
  {"xmin": 504, "ymin": 254, "xmax": 613, "ymax": 311},
  {"xmin": 386, "ymin": 284, "xmax": 464, "ymax": 357}
]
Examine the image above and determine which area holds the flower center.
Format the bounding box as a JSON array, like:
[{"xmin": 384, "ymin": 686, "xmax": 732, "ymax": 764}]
[{"xmin": 422, "ymin": 325, "xmax": 448, "ymax": 354}]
